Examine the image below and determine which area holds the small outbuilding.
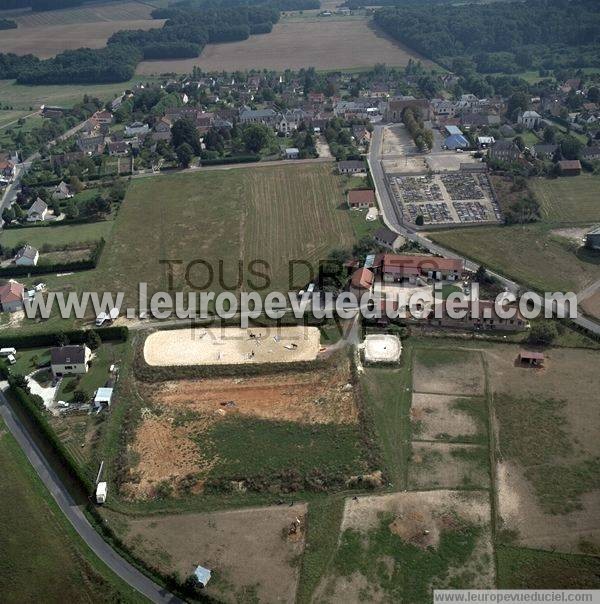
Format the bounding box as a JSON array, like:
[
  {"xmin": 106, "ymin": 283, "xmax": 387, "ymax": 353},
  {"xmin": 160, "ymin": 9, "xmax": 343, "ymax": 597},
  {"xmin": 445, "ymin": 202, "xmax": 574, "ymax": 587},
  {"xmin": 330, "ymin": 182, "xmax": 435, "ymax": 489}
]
[
  {"xmin": 94, "ymin": 387, "xmax": 114, "ymax": 408},
  {"xmin": 194, "ymin": 565, "xmax": 212, "ymax": 588},
  {"xmin": 284, "ymin": 147, "xmax": 299, "ymax": 159},
  {"xmin": 558, "ymin": 160, "xmax": 582, "ymax": 176},
  {"xmin": 519, "ymin": 351, "xmax": 544, "ymax": 366}
]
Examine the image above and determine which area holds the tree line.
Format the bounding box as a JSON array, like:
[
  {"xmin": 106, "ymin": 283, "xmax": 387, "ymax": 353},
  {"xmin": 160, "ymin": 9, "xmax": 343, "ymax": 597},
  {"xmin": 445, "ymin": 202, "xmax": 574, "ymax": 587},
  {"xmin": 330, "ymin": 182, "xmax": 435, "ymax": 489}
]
[
  {"xmin": 402, "ymin": 108, "xmax": 433, "ymax": 152},
  {"xmin": 374, "ymin": 0, "xmax": 600, "ymax": 73}
]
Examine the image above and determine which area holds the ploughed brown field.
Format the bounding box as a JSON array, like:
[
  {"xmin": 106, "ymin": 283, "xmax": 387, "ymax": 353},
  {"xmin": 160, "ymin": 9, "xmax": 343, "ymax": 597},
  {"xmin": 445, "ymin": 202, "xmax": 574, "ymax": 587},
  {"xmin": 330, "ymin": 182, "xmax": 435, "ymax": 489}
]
[{"xmin": 136, "ymin": 19, "xmax": 437, "ymax": 74}]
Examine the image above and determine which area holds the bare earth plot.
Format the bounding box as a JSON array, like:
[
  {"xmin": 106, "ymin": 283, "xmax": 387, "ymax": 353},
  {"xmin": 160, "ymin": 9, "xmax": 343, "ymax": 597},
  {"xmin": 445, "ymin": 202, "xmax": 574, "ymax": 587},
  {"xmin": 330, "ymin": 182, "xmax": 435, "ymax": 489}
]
[
  {"xmin": 315, "ymin": 490, "xmax": 494, "ymax": 603},
  {"xmin": 143, "ymin": 326, "xmax": 320, "ymax": 366},
  {"xmin": 485, "ymin": 344, "xmax": 600, "ymax": 554},
  {"xmin": 581, "ymin": 291, "xmax": 600, "ymax": 320},
  {"xmin": 412, "ymin": 348, "xmax": 484, "ymax": 396},
  {"xmin": 117, "ymin": 504, "xmax": 307, "ymax": 603},
  {"xmin": 410, "ymin": 393, "xmax": 485, "ymax": 443},
  {"xmin": 124, "ymin": 360, "xmax": 362, "ymax": 498},
  {"xmin": 410, "ymin": 442, "xmax": 489, "ymax": 490},
  {"xmin": 136, "ymin": 19, "xmax": 436, "ymax": 73},
  {"xmin": 409, "ymin": 348, "xmax": 489, "ymax": 490}
]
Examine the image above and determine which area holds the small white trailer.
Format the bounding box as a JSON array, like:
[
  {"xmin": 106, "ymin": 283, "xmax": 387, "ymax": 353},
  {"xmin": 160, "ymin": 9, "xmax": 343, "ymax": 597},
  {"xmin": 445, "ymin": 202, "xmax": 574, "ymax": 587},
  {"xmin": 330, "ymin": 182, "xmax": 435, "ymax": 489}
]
[
  {"xmin": 96, "ymin": 481, "xmax": 107, "ymax": 504},
  {"xmin": 0, "ymin": 347, "xmax": 16, "ymax": 357}
]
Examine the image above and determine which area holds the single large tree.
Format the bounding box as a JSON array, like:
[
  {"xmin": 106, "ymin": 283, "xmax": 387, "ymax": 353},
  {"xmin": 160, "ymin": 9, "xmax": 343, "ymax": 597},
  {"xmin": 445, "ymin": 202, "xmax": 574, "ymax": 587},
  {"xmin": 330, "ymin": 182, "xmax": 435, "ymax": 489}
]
[{"xmin": 172, "ymin": 118, "xmax": 201, "ymax": 155}]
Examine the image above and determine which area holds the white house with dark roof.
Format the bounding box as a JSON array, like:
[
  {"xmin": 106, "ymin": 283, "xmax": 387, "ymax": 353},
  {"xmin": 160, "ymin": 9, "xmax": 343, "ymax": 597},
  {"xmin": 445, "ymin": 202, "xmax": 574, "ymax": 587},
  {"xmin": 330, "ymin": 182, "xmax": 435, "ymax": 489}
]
[
  {"xmin": 27, "ymin": 198, "xmax": 49, "ymax": 222},
  {"xmin": 50, "ymin": 345, "xmax": 92, "ymax": 377},
  {"xmin": 14, "ymin": 245, "xmax": 39, "ymax": 267}
]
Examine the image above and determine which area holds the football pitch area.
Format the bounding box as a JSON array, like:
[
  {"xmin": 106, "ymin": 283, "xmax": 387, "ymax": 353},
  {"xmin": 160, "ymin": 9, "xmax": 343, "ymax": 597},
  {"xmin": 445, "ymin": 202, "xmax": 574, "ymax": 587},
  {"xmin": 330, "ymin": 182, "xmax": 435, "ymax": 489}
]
[{"xmin": 93, "ymin": 163, "xmax": 354, "ymax": 303}]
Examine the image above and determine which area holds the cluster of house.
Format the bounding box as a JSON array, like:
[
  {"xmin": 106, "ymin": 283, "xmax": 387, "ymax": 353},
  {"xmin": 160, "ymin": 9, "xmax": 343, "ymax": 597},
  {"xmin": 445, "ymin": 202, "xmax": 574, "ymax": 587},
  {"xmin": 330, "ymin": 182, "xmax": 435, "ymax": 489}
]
[
  {"xmin": 534, "ymin": 78, "xmax": 600, "ymax": 129},
  {"xmin": 348, "ymin": 254, "xmax": 528, "ymax": 332}
]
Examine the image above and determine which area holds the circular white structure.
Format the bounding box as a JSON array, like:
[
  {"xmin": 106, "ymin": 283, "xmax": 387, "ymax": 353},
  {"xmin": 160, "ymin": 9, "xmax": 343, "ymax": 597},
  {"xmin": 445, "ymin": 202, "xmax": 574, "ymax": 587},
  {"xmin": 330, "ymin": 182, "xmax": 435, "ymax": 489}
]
[{"xmin": 363, "ymin": 334, "xmax": 402, "ymax": 363}]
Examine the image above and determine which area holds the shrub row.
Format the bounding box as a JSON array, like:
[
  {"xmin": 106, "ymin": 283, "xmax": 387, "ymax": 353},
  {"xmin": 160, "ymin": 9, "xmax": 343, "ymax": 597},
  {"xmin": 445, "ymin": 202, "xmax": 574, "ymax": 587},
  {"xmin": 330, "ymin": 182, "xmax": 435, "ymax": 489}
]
[
  {"xmin": 199, "ymin": 154, "xmax": 260, "ymax": 166},
  {"xmin": 0, "ymin": 325, "xmax": 128, "ymax": 349},
  {"xmin": 4, "ymin": 215, "xmax": 110, "ymax": 230},
  {"xmin": 0, "ymin": 238, "xmax": 105, "ymax": 277},
  {"xmin": 9, "ymin": 383, "xmax": 94, "ymax": 490}
]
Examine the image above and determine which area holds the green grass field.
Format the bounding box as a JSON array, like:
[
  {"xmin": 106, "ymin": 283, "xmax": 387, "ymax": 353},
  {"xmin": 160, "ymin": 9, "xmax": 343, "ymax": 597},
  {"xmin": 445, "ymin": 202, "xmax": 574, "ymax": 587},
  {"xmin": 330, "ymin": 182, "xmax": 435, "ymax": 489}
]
[
  {"xmin": 361, "ymin": 363, "xmax": 412, "ymax": 488},
  {"xmin": 0, "ymin": 419, "xmax": 144, "ymax": 603},
  {"xmin": 532, "ymin": 174, "xmax": 600, "ymax": 224},
  {"xmin": 0, "ymin": 110, "xmax": 31, "ymax": 129},
  {"xmin": 206, "ymin": 416, "xmax": 367, "ymax": 481},
  {"xmin": 0, "ymin": 220, "xmax": 113, "ymax": 249},
  {"xmin": 0, "ymin": 77, "xmax": 155, "ymax": 111},
  {"xmin": 497, "ymin": 546, "xmax": 600, "ymax": 588},
  {"xmin": 429, "ymin": 223, "xmax": 600, "ymax": 292}
]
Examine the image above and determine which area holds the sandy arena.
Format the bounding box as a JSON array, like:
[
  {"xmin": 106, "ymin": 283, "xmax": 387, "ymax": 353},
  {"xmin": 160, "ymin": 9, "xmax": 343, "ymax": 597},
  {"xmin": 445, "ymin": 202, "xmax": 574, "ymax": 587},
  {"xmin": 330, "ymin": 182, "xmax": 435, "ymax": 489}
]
[
  {"xmin": 363, "ymin": 334, "xmax": 402, "ymax": 363},
  {"xmin": 143, "ymin": 326, "xmax": 320, "ymax": 366}
]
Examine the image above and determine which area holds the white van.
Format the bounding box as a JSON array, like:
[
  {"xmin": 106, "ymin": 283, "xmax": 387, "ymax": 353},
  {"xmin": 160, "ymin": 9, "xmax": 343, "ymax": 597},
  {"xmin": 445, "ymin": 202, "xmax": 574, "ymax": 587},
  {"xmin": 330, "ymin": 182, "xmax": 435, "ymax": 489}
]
[
  {"xmin": 95, "ymin": 312, "xmax": 108, "ymax": 327},
  {"xmin": 0, "ymin": 348, "xmax": 16, "ymax": 357},
  {"xmin": 7, "ymin": 354, "xmax": 16, "ymax": 365}
]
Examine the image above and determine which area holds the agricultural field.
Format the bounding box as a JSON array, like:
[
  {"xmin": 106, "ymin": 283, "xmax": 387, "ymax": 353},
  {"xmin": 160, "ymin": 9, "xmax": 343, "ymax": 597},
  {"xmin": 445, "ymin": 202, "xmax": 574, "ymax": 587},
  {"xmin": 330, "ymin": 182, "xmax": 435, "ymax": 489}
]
[
  {"xmin": 6, "ymin": 1, "xmax": 154, "ymax": 27},
  {"xmin": 0, "ymin": 418, "xmax": 143, "ymax": 603},
  {"xmin": 532, "ymin": 174, "xmax": 600, "ymax": 225},
  {"xmin": 121, "ymin": 353, "xmax": 371, "ymax": 500},
  {"xmin": 429, "ymin": 223, "xmax": 600, "ymax": 293},
  {"xmin": 54, "ymin": 163, "xmax": 355, "ymax": 306},
  {"xmin": 0, "ymin": 1, "xmax": 161, "ymax": 59},
  {"xmin": 315, "ymin": 490, "xmax": 495, "ymax": 603},
  {"xmin": 106, "ymin": 503, "xmax": 308, "ymax": 603},
  {"xmin": 487, "ymin": 344, "xmax": 600, "ymax": 555},
  {"xmin": 136, "ymin": 18, "xmax": 437, "ymax": 74},
  {"xmin": 0, "ymin": 77, "xmax": 154, "ymax": 111}
]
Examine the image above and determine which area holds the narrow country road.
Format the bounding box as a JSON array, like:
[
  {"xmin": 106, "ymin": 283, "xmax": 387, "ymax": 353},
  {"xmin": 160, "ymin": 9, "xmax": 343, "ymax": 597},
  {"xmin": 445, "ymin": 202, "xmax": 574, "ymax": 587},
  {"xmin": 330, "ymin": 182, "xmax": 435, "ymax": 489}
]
[
  {"xmin": 367, "ymin": 123, "xmax": 600, "ymax": 336},
  {"xmin": 0, "ymin": 387, "xmax": 183, "ymax": 604}
]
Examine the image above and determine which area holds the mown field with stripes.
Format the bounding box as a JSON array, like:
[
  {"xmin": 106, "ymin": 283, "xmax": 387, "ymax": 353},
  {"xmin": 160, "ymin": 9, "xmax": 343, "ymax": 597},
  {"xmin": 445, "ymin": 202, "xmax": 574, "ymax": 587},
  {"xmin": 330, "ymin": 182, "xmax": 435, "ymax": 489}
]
[{"xmin": 95, "ymin": 163, "xmax": 354, "ymax": 303}]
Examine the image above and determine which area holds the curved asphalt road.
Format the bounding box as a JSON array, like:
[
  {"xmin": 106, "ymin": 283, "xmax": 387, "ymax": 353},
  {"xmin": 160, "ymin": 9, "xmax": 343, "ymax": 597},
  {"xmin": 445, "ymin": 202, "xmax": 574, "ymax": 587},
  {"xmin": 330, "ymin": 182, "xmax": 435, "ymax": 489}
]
[{"xmin": 0, "ymin": 388, "xmax": 182, "ymax": 604}]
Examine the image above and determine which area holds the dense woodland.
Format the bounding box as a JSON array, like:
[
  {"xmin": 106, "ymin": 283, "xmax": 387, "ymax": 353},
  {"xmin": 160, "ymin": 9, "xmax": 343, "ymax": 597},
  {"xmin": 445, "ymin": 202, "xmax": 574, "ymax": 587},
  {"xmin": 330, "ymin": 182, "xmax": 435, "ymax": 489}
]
[
  {"xmin": 374, "ymin": 0, "xmax": 600, "ymax": 73},
  {"xmin": 0, "ymin": 0, "xmax": 317, "ymax": 85}
]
